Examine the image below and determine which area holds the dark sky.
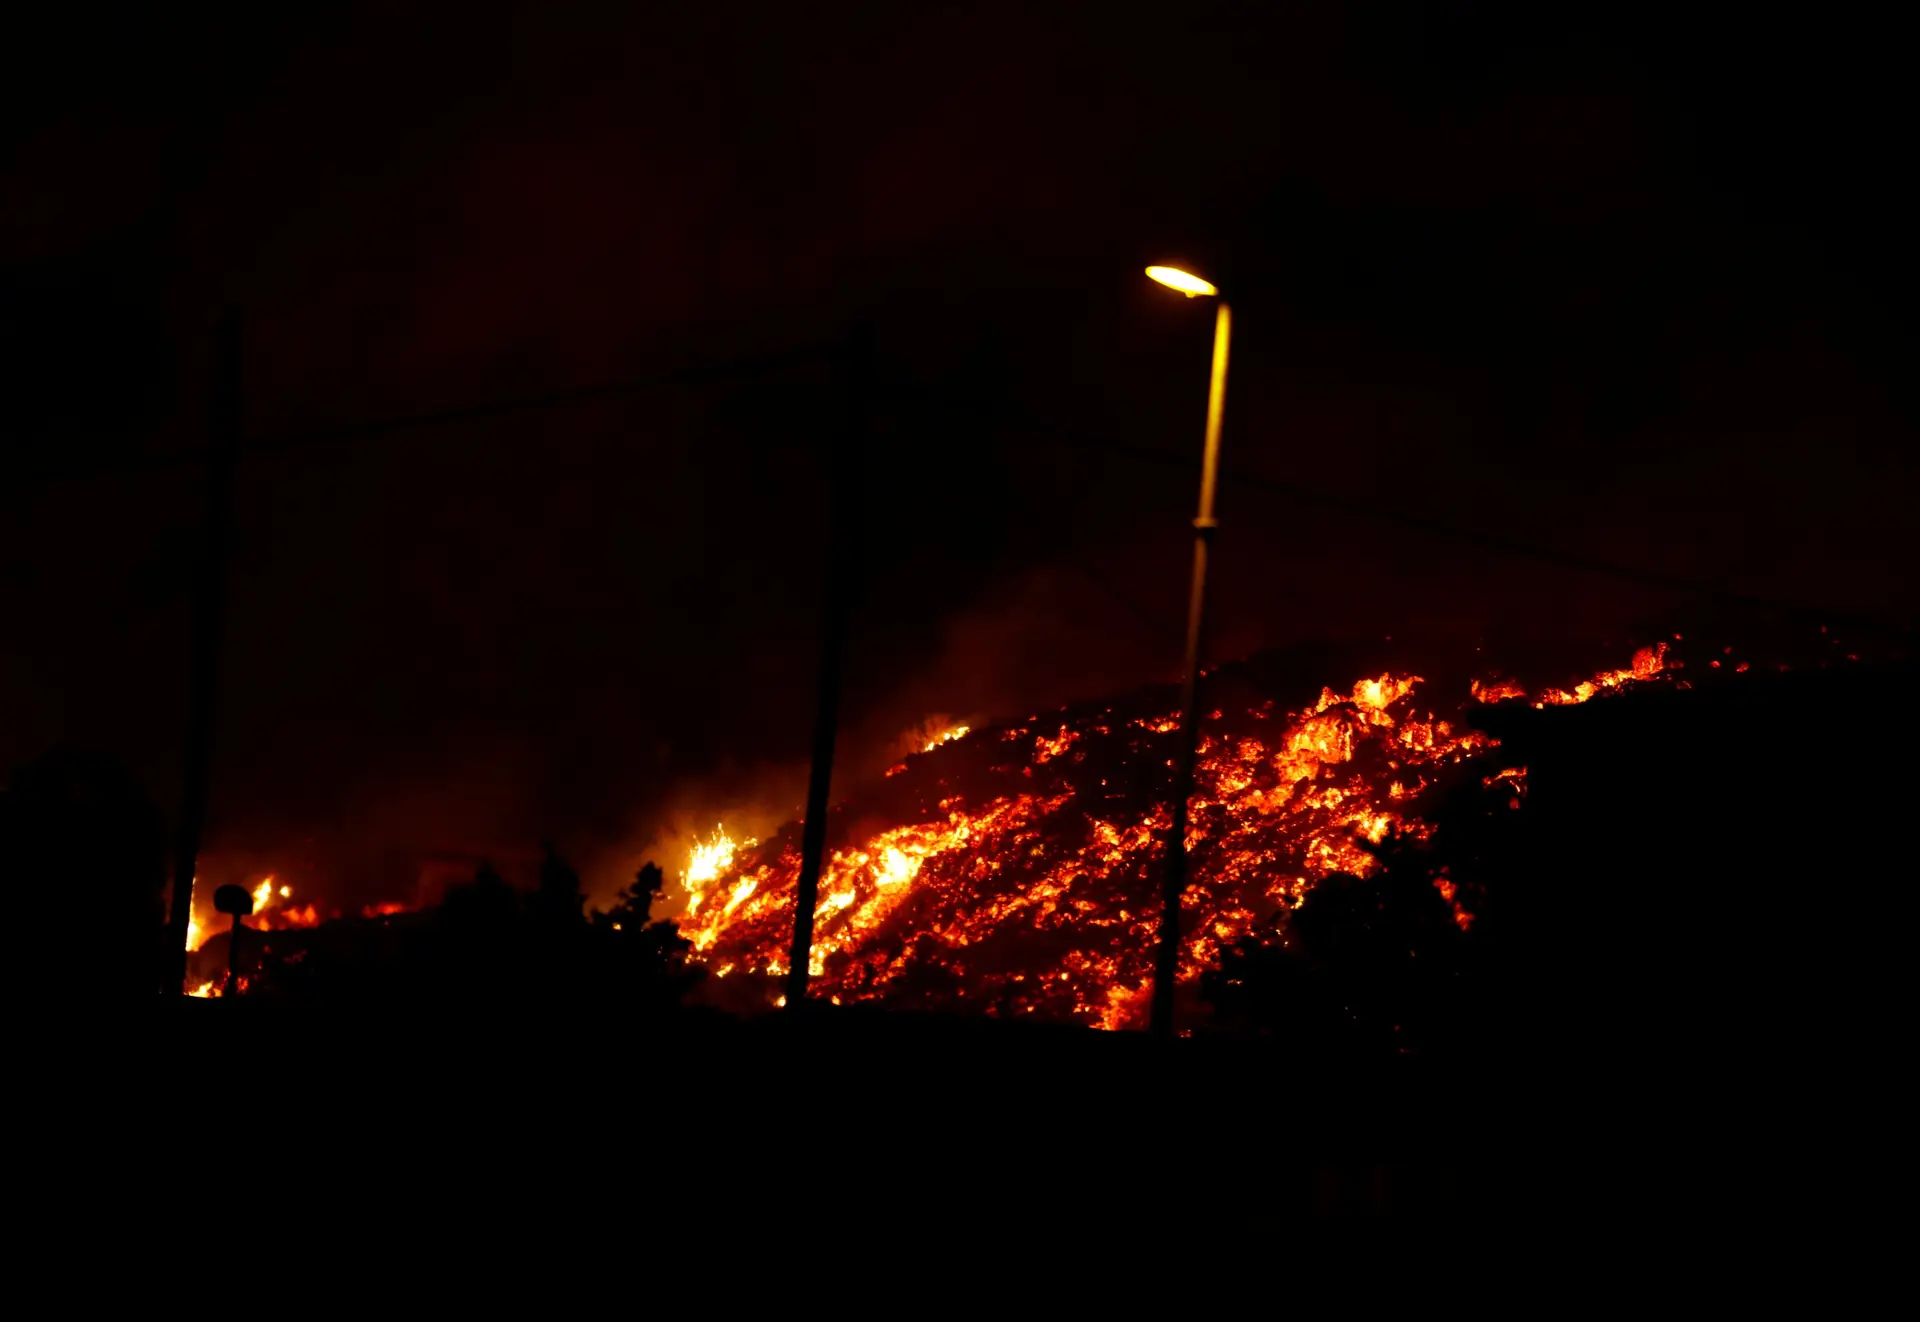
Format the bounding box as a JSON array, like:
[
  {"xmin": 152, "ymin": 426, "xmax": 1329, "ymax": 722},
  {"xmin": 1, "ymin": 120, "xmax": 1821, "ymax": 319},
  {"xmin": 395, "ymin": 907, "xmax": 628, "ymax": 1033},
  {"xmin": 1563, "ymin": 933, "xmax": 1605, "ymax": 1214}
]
[{"xmin": 4, "ymin": 3, "xmax": 1914, "ymax": 902}]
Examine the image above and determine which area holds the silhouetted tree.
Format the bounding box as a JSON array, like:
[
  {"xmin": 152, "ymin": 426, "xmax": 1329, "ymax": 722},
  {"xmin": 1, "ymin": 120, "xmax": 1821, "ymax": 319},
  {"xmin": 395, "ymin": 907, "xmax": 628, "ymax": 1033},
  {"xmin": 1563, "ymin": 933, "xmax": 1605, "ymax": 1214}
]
[
  {"xmin": 1207, "ymin": 762, "xmax": 1555, "ymax": 1060},
  {"xmin": 533, "ymin": 838, "xmax": 585, "ymax": 929},
  {"xmin": 605, "ymin": 862, "xmax": 678, "ymax": 948},
  {"xmin": 421, "ymin": 858, "xmax": 526, "ymax": 1000},
  {"xmin": 440, "ymin": 858, "xmax": 519, "ymax": 928},
  {"xmin": 0, "ymin": 749, "xmax": 167, "ymax": 1002},
  {"xmin": 593, "ymin": 861, "xmax": 698, "ymax": 1001},
  {"xmin": 1205, "ymin": 821, "xmax": 1480, "ymax": 1061},
  {"xmin": 241, "ymin": 846, "xmax": 704, "ymax": 1013}
]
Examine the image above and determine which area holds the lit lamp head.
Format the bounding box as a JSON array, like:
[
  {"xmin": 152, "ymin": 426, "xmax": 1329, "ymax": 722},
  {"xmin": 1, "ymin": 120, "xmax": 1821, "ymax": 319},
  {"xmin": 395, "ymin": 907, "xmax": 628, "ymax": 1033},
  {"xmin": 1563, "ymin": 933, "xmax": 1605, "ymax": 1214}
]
[{"xmin": 1145, "ymin": 266, "xmax": 1218, "ymax": 298}]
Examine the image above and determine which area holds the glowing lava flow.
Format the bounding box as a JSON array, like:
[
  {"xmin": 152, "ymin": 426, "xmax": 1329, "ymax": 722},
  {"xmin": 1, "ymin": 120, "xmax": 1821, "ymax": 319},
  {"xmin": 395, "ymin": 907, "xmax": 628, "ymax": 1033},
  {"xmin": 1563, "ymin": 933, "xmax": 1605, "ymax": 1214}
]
[
  {"xmin": 666, "ymin": 646, "xmax": 1682, "ymax": 1028},
  {"xmin": 1533, "ymin": 642, "xmax": 1670, "ymax": 707}
]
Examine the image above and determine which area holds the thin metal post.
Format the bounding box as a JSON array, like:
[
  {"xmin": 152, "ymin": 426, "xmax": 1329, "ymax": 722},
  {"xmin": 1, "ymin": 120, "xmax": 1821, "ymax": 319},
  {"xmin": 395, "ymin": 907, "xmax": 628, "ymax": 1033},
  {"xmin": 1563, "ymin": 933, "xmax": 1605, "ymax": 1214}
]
[
  {"xmin": 1152, "ymin": 300, "xmax": 1231, "ymax": 1037},
  {"xmin": 785, "ymin": 323, "xmax": 871, "ymax": 1009}
]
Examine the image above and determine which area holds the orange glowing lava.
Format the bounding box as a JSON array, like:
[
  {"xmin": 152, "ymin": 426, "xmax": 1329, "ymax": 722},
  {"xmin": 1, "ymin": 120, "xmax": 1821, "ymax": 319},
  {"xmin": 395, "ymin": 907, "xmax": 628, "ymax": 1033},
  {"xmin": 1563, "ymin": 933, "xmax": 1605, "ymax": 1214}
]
[
  {"xmin": 923, "ymin": 725, "xmax": 971, "ymax": 753},
  {"xmin": 1529, "ymin": 642, "xmax": 1670, "ymax": 708},
  {"xmin": 668, "ymin": 646, "xmax": 1685, "ymax": 1027}
]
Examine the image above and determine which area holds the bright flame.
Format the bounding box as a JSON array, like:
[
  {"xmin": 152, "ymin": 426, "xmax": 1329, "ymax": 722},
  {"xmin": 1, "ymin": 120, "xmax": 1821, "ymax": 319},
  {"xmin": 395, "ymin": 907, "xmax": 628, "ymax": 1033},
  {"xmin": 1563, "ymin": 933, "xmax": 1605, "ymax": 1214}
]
[
  {"xmin": 922, "ymin": 725, "xmax": 971, "ymax": 753},
  {"xmin": 683, "ymin": 826, "xmax": 742, "ymax": 913},
  {"xmin": 723, "ymin": 876, "xmax": 759, "ymax": 915},
  {"xmin": 875, "ymin": 847, "xmax": 919, "ymax": 887},
  {"xmin": 245, "ymin": 877, "xmax": 325, "ymax": 931},
  {"xmin": 1145, "ymin": 265, "xmax": 1218, "ymax": 297}
]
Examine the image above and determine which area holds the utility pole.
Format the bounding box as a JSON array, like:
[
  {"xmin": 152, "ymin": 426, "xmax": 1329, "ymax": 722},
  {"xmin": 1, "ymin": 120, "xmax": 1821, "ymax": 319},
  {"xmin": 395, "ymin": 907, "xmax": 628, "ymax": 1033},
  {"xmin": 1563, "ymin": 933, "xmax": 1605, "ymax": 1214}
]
[
  {"xmin": 163, "ymin": 314, "xmax": 242, "ymax": 995},
  {"xmin": 785, "ymin": 322, "xmax": 872, "ymax": 1010}
]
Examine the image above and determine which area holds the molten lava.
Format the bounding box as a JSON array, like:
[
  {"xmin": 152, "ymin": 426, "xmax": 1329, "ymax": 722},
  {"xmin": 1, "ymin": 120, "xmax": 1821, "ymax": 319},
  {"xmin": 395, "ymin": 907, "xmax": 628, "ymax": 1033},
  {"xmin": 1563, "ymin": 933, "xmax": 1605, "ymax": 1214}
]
[
  {"xmin": 924, "ymin": 725, "xmax": 971, "ymax": 753},
  {"xmin": 670, "ymin": 644, "xmax": 1682, "ymax": 1028}
]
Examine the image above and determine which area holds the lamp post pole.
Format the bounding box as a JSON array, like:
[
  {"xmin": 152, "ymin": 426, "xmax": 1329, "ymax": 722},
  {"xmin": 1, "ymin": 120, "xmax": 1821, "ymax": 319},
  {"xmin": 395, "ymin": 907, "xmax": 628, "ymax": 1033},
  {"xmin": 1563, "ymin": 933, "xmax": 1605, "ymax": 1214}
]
[
  {"xmin": 1148, "ymin": 281, "xmax": 1231, "ymax": 1039},
  {"xmin": 785, "ymin": 322, "xmax": 872, "ymax": 1010}
]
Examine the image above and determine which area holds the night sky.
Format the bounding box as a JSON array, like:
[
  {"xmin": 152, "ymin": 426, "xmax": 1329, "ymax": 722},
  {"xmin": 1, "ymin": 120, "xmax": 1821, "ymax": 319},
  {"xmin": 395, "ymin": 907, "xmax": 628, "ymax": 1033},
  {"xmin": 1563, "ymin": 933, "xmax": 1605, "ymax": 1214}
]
[{"xmin": 4, "ymin": 3, "xmax": 1913, "ymax": 905}]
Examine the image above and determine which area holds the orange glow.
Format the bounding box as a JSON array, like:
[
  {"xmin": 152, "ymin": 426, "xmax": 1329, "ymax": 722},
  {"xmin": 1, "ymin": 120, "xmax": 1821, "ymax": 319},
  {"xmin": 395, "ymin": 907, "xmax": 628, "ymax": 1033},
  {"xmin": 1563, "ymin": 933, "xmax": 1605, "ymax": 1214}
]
[
  {"xmin": 1145, "ymin": 265, "xmax": 1218, "ymax": 297},
  {"xmin": 187, "ymin": 975, "xmax": 249, "ymax": 999},
  {"xmin": 1471, "ymin": 676, "xmax": 1527, "ymax": 704},
  {"xmin": 668, "ymin": 645, "xmax": 1686, "ymax": 1026},
  {"xmin": 1034, "ymin": 725, "xmax": 1078, "ymax": 763},
  {"xmin": 1535, "ymin": 643, "xmax": 1670, "ymax": 707},
  {"xmin": 265, "ymin": 903, "xmax": 321, "ymax": 929},
  {"xmin": 922, "ymin": 725, "xmax": 971, "ymax": 753}
]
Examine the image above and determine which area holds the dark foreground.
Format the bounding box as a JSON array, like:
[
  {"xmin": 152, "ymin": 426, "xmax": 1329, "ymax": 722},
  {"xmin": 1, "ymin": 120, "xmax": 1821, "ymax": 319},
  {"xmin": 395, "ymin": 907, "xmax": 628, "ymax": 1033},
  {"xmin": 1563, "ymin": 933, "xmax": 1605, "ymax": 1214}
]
[
  {"xmin": 45, "ymin": 994, "xmax": 1903, "ymax": 1263},
  {"xmin": 28, "ymin": 667, "xmax": 1916, "ymax": 1267}
]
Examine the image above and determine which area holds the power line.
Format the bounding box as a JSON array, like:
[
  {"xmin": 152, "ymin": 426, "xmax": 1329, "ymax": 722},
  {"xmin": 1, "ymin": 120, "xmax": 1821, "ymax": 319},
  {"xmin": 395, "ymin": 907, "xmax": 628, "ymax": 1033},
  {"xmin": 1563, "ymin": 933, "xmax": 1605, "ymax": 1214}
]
[
  {"xmin": 3, "ymin": 341, "xmax": 834, "ymax": 490},
  {"xmin": 250, "ymin": 342, "xmax": 833, "ymax": 455},
  {"xmin": 1060, "ymin": 557, "xmax": 1181, "ymax": 644},
  {"xmin": 888, "ymin": 385, "xmax": 1916, "ymax": 641},
  {"xmin": 8, "ymin": 347, "xmax": 1909, "ymax": 641}
]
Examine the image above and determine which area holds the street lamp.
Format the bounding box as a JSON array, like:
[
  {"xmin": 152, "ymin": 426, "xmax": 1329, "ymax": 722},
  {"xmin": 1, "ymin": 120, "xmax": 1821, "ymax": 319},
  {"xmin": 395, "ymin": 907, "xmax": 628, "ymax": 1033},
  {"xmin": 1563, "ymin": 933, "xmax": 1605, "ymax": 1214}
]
[
  {"xmin": 1144, "ymin": 264, "xmax": 1231, "ymax": 1039},
  {"xmin": 1145, "ymin": 266, "xmax": 1219, "ymax": 298},
  {"xmin": 212, "ymin": 883, "xmax": 254, "ymax": 997}
]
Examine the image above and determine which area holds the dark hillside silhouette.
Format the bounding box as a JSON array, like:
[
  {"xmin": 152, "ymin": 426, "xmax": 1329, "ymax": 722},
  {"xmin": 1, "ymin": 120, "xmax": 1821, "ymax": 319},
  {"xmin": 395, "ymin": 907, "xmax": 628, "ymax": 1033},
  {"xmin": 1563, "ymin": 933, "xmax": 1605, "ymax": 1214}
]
[
  {"xmin": 1471, "ymin": 664, "xmax": 1915, "ymax": 1227},
  {"xmin": 1191, "ymin": 663, "xmax": 1917, "ymax": 1230},
  {"xmin": 1470, "ymin": 662, "xmax": 1919, "ymax": 1063},
  {"xmin": 1207, "ymin": 661, "xmax": 1920, "ymax": 1070}
]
